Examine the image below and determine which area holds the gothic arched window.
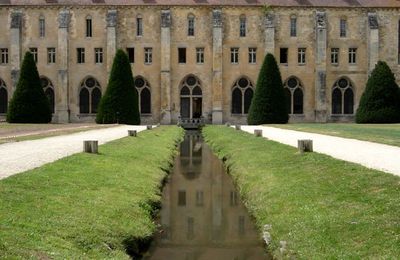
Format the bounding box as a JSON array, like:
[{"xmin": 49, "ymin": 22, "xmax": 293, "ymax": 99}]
[
  {"xmin": 40, "ymin": 76, "xmax": 55, "ymax": 114},
  {"xmin": 284, "ymin": 77, "xmax": 304, "ymax": 114},
  {"xmin": 332, "ymin": 78, "xmax": 354, "ymax": 115},
  {"xmin": 134, "ymin": 76, "xmax": 151, "ymax": 114},
  {"xmin": 231, "ymin": 77, "xmax": 254, "ymax": 115},
  {"xmin": 0, "ymin": 79, "xmax": 7, "ymax": 114},
  {"xmin": 79, "ymin": 77, "xmax": 101, "ymax": 114}
]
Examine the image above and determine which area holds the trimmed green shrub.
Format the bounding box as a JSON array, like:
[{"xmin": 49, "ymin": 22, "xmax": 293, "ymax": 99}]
[
  {"xmin": 7, "ymin": 52, "xmax": 52, "ymax": 123},
  {"xmin": 247, "ymin": 53, "xmax": 288, "ymax": 124},
  {"xmin": 96, "ymin": 49, "xmax": 140, "ymax": 125},
  {"xmin": 356, "ymin": 61, "xmax": 400, "ymax": 123}
]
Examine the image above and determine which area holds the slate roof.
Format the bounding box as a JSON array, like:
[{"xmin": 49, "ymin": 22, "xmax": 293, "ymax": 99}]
[{"xmin": 1, "ymin": 0, "xmax": 400, "ymax": 8}]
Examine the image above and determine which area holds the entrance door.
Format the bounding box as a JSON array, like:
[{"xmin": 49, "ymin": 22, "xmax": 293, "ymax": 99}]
[{"xmin": 180, "ymin": 76, "xmax": 202, "ymax": 119}]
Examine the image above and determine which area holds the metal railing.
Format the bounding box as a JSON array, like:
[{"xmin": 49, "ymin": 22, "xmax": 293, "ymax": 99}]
[{"xmin": 178, "ymin": 116, "xmax": 205, "ymax": 129}]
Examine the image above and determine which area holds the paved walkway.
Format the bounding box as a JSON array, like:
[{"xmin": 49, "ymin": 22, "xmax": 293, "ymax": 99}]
[
  {"xmin": 0, "ymin": 125, "xmax": 151, "ymax": 180},
  {"xmin": 239, "ymin": 125, "xmax": 400, "ymax": 177}
]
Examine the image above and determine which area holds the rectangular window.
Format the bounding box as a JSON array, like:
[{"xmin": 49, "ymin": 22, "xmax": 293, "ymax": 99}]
[
  {"xmin": 398, "ymin": 20, "xmax": 400, "ymax": 64},
  {"xmin": 144, "ymin": 47, "xmax": 152, "ymax": 64},
  {"xmin": 240, "ymin": 17, "xmax": 246, "ymax": 37},
  {"xmin": 331, "ymin": 48, "xmax": 339, "ymax": 64},
  {"xmin": 248, "ymin": 48, "xmax": 257, "ymax": 64},
  {"xmin": 349, "ymin": 48, "xmax": 357, "ymax": 64},
  {"xmin": 298, "ymin": 48, "xmax": 306, "ymax": 65},
  {"xmin": 137, "ymin": 17, "xmax": 143, "ymax": 36},
  {"xmin": 127, "ymin": 48, "xmax": 135, "ymax": 63},
  {"xmin": 340, "ymin": 19, "xmax": 347, "ymax": 37},
  {"xmin": 178, "ymin": 48, "xmax": 186, "ymax": 63},
  {"xmin": 280, "ymin": 48, "xmax": 288, "ymax": 64},
  {"xmin": 290, "ymin": 17, "xmax": 297, "ymax": 37},
  {"xmin": 77, "ymin": 48, "xmax": 85, "ymax": 63},
  {"xmin": 86, "ymin": 18, "xmax": 92, "ymax": 37},
  {"xmin": 95, "ymin": 48, "xmax": 103, "ymax": 64},
  {"xmin": 230, "ymin": 191, "xmax": 238, "ymax": 206},
  {"xmin": 0, "ymin": 48, "xmax": 8, "ymax": 64},
  {"xmin": 196, "ymin": 47, "xmax": 204, "ymax": 64},
  {"xmin": 47, "ymin": 48, "xmax": 56, "ymax": 64},
  {"xmin": 39, "ymin": 17, "xmax": 45, "ymax": 38},
  {"xmin": 29, "ymin": 48, "xmax": 38, "ymax": 63},
  {"xmin": 178, "ymin": 190, "xmax": 186, "ymax": 206},
  {"xmin": 196, "ymin": 191, "xmax": 204, "ymax": 206},
  {"xmin": 231, "ymin": 48, "xmax": 239, "ymax": 64},
  {"xmin": 188, "ymin": 17, "xmax": 194, "ymax": 36}
]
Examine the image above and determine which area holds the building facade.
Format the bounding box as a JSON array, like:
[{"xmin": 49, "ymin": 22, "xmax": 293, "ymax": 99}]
[{"xmin": 0, "ymin": 0, "xmax": 399, "ymax": 124}]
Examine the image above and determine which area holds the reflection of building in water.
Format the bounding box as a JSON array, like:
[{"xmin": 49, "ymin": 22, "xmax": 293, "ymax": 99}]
[{"xmin": 149, "ymin": 132, "xmax": 268, "ymax": 260}]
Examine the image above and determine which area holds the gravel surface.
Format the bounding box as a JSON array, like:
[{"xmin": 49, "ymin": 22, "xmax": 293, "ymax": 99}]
[
  {"xmin": 0, "ymin": 125, "xmax": 150, "ymax": 180},
  {"xmin": 240, "ymin": 125, "xmax": 400, "ymax": 177}
]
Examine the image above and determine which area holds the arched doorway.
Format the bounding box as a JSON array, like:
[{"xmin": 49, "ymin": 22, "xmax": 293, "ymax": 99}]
[{"xmin": 180, "ymin": 75, "xmax": 202, "ymax": 119}]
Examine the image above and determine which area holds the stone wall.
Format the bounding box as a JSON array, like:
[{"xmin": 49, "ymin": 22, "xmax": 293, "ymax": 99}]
[{"xmin": 0, "ymin": 5, "xmax": 397, "ymax": 124}]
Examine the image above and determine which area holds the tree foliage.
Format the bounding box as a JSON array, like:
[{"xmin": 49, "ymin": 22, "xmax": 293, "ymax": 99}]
[
  {"xmin": 247, "ymin": 53, "xmax": 288, "ymax": 125},
  {"xmin": 7, "ymin": 52, "xmax": 52, "ymax": 123},
  {"xmin": 96, "ymin": 49, "xmax": 140, "ymax": 125},
  {"xmin": 356, "ymin": 61, "xmax": 400, "ymax": 123}
]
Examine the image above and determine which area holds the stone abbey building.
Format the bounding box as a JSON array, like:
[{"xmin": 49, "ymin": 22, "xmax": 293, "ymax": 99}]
[{"xmin": 0, "ymin": 0, "xmax": 399, "ymax": 124}]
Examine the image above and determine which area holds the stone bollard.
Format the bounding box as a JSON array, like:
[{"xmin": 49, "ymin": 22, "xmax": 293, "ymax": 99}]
[
  {"xmin": 298, "ymin": 139, "xmax": 313, "ymax": 153},
  {"xmin": 235, "ymin": 125, "xmax": 241, "ymax": 130},
  {"xmin": 83, "ymin": 140, "xmax": 98, "ymax": 154},
  {"xmin": 156, "ymin": 123, "xmax": 161, "ymax": 127},
  {"xmin": 225, "ymin": 122, "xmax": 231, "ymax": 127},
  {"xmin": 128, "ymin": 130, "xmax": 137, "ymax": 137},
  {"xmin": 147, "ymin": 125, "xmax": 152, "ymax": 130},
  {"xmin": 254, "ymin": 129, "xmax": 263, "ymax": 137}
]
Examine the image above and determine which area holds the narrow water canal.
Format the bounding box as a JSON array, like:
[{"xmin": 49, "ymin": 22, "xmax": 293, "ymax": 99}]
[{"xmin": 146, "ymin": 131, "xmax": 270, "ymax": 260}]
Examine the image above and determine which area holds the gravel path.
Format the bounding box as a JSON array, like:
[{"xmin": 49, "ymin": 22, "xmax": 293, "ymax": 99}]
[
  {"xmin": 0, "ymin": 125, "xmax": 151, "ymax": 180},
  {"xmin": 240, "ymin": 125, "xmax": 400, "ymax": 177}
]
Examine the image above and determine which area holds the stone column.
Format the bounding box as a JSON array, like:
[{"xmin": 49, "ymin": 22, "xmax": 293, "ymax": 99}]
[
  {"xmin": 160, "ymin": 10, "xmax": 172, "ymax": 124},
  {"xmin": 314, "ymin": 11, "xmax": 328, "ymax": 123},
  {"xmin": 10, "ymin": 10, "xmax": 22, "ymax": 93},
  {"xmin": 106, "ymin": 10, "xmax": 117, "ymax": 74},
  {"xmin": 57, "ymin": 10, "xmax": 70, "ymax": 123},
  {"xmin": 367, "ymin": 13, "xmax": 379, "ymax": 73},
  {"xmin": 264, "ymin": 12, "xmax": 275, "ymax": 56},
  {"xmin": 212, "ymin": 9, "xmax": 223, "ymax": 124}
]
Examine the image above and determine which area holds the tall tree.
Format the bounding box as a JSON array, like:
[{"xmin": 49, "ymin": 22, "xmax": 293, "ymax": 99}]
[
  {"xmin": 96, "ymin": 49, "xmax": 140, "ymax": 125},
  {"xmin": 356, "ymin": 61, "xmax": 400, "ymax": 123},
  {"xmin": 7, "ymin": 52, "xmax": 52, "ymax": 123},
  {"xmin": 247, "ymin": 53, "xmax": 288, "ymax": 125}
]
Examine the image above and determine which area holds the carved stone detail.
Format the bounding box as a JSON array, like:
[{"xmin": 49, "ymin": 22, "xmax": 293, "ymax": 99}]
[
  {"xmin": 161, "ymin": 10, "xmax": 171, "ymax": 28},
  {"xmin": 58, "ymin": 10, "xmax": 70, "ymax": 28},
  {"xmin": 316, "ymin": 11, "xmax": 326, "ymax": 29},
  {"xmin": 10, "ymin": 11, "xmax": 22, "ymax": 29},
  {"xmin": 368, "ymin": 13, "xmax": 378, "ymax": 29},
  {"xmin": 213, "ymin": 9, "xmax": 222, "ymax": 28},
  {"xmin": 107, "ymin": 10, "xmax": 117, "ymax": 27},
  {"xmin": 265, "ymin": 12, "xmax": 275, "ymax": 28}
]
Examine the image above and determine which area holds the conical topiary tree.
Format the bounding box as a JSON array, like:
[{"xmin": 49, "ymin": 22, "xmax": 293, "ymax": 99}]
[
  {"xmin": 356, "ymin": 61, "xmax": 400, "ymax": 123},
  {"xmin": 7, "ymin": 52, "xmax": 52, "ymax": 123},
  {"xmin": 247, "ymin": 53, "xmax": 288, "ymax": 125},
  {"xmin": 96, "ymin": 49, "xmax": 140, "ymax": 125}
]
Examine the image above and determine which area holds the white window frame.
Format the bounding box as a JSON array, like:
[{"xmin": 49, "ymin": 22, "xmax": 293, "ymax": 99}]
[
  {"xmin": 77, "ymin": 48, "xmax": 85, "ymax": 64},
  {"xmin": 298, "ymin": 48, "xmax": 306, "ymax": 65},
  {"xmin": 188, "ymin": 15, "xmax": 195, "ymax": 36},
  {"xmin": 240, "ymin": 16, "xmax": 246, "ymax": 37},
  {"xmin": 290, "ymin": 17, "xmax": 297, "ymax": 37},
  {"xmin": 47, "ymin": 48, "xmax": 56, "ymax": 64},
  {"xmin": 137, "ymin": 17, "xmax": 143, "ymax": 36},
  {"xmin": 331, "ymin": 48, "xmax": 339, "ymax": 65},
  {"xmin": 144, "ymin": 47, "xmax": 152, "ymax": 64},
  {"xmin": 0, "ymin": 48, "xmax": 8, "ymax": 64},
  {"xmin": 29, "ymin": 48, "xmax": 38, "ymax": 63},
  {"xmin": 248, "ymin": 48, "xmax": 257, "ymax": 64},
  {"xmin": 95, "ymin": 48, "xmax": 103, "ymax": 64},
  {"xmin": 340, "ymin": 19, "xmax": 347, "ymax": 38},
  {"xmin": 196, "ymin": 47, "xmax": 204, "ymax": 64},
  {"xmin": 231, "ymin": 48, "xmax": 239, "ymax": 64},
  {"xmin": 349, "ymin": 48, "xmax": 357, "ymax": 64},
  {"xmin": 39, "ymin": 16, "xmax": 45, "ymax": 38}
]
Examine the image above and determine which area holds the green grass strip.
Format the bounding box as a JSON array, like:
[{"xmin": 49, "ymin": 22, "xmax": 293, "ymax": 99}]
[
  {"xmin": 0, "ymin": 126, "xmax": 184, "ymax": 259},
  {"xmin": 271, "ymin": 123, "xmax": 400, "ymax": 147},
  {"xmin": 203, "ymin": 126, "xmax": 400, "ymax": 259}
]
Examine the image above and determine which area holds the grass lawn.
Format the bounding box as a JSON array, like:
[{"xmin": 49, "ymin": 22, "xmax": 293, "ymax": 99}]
[
  {"xmin": 270, "ymin": 123, "xmax": 400, "ymax": 147},
  {"xmin": 0, "ymin": 126, "xmax": 183, "ymax": 259},
  {"xmin": 0, "ymin": 123, "xmax": 115, "ymax": 144},
  {"xmin": 203, "ymin": 126, "xmax": 400, "ymax": 259}
]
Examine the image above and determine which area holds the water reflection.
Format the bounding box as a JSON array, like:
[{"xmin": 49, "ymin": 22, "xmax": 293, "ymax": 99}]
[{"xmin": 147, "ymin": 131, "xmax": 269, "ymax": 260}]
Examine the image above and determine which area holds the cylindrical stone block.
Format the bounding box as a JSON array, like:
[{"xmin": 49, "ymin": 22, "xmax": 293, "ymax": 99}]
[
  {"xmin": 254, "ymin": 129, "xmax": 263, "ymax": 137},
  {"xmin": 235, "ymin": 125, "xmax": 241, "ymax": 130},
  {"xmin": 147, "ymin": 125, "xmax": 152, "ymax": 130},
  {"xmin": 128, "ymin": 130, "xmax": 137, "ymax": 137},
  {"xmin": 83, "ymin": 140, "xmax": 98, "ymax": 154}
]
